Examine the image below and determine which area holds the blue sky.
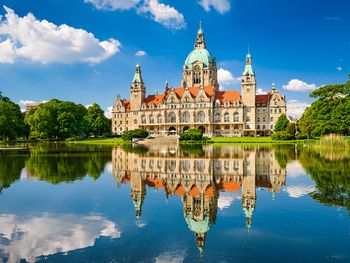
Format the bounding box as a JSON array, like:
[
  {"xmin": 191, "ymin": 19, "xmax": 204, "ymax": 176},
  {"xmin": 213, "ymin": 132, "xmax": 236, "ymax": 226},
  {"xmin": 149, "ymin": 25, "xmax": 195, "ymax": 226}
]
[{"xmin": 0, "ymin": 0, "xmax": 349, "ymax": 118}]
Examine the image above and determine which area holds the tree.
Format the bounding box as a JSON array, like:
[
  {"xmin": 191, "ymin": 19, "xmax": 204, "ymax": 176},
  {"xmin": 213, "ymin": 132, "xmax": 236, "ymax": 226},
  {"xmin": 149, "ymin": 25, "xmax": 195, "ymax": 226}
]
[
  {"xmin": 0, "ymin": 93, "xmax": 25, "ymax": 141},
  {"xmin": 25, "ymin": 99, "xmax": 88, "ymax": 140},
  {"xmin": 85, "ymin": 103, "xmax": 110, "ymax": 137},
  {"xmin": 274, "ymin": 114, "xmax": 289, "ymax": 132},
  {"xmin": 122, "ymin": 129, "xmax": 149, "ymax": 141},
  {"xmin": 298, "ymin": 76, "xmax": 350, "ymax": 137},
  {"xmin": 180, "ymin": 129, "xmax": 204, "ymax": 141}
]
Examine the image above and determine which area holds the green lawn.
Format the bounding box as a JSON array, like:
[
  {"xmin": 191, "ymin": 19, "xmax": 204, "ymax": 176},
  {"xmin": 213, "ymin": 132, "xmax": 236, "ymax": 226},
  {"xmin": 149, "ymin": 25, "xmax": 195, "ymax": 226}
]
[
  {"xmin": 67, "ymin": 137, "xmax": 126, "ymax": 145},
  {"xmin": 209, "ymin": 137, "xmax": 314, "ymax": 144}
]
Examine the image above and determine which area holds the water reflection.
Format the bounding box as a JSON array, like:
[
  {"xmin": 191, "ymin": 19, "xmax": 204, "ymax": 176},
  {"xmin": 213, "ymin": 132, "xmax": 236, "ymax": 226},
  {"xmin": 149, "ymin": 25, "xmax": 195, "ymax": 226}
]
[
  {"xmin": 112, "ymin": 145, "xmax": 286, "ymax": 253},
  {"xmin": 0, "ymin": 214, "xmax": 120, "ymax": 263}
]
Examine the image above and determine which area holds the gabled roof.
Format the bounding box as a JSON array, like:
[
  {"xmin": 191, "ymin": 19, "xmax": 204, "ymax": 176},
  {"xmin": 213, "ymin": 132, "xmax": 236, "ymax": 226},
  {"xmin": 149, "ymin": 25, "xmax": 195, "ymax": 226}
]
[
  {"xmin": 145, "ymin": 94, "xmax": 164, "ymax": 107},
  {"xmin": 255, "ymin": 92, "xmax": 272, "ymax": 105},
  {"xmin": 166, "ymin": 86, "xmax": 216, "ymax": 100},
  {"xmin": 214, "ymin": 90, "xmax": 241, "ymax": 105},
  {"xmin": 121, "ymin": 99, "xmax": 130, "ymax": 110}
]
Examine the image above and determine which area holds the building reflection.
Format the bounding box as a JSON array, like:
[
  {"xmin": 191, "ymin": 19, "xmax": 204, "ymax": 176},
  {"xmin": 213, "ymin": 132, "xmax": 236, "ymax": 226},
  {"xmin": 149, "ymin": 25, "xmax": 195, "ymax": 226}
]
[{"xmin": 112, "ymin": 145, "xmax": 286, "ymax": 254}]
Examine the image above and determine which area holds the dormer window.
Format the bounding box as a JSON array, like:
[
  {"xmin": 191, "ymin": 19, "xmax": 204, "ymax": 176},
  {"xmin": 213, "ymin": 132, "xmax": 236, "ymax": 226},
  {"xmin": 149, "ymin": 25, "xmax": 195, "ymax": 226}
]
[
  {"xmin": 225, "ymin": 101, "xmax": 230, "ymax": 107},
  {"xmin": 215, "ymin": 100, "xmax": 220, "ymax": 108},
  {"xmin": 170, "ymin": 97, "xmax": 175, "ymax": 103},
  {"xmin": 234, "ymin": 100, "xmax": 239, "ymax": 107}
]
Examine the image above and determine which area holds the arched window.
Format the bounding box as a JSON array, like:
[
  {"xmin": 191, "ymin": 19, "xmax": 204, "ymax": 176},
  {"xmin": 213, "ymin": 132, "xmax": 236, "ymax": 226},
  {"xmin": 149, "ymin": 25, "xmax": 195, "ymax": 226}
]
[
  {"xmin": 263, "ymin": 117, "xmax": 266, "ymax": 122},
  {"xmin": 270, "ymin": 117, "xmax": 274, "ymax": 122},
  {"xmin": 198, "ymin": 112, "xmax": 205, "ymax": 123},
  {"xmin": 168, "ymin": 112, "xmax": 176, "ymax": 123},
  {"xmin": 257, "ymin": 125, "xmax": 260, "ymax": 129},
  {"xmin": 141, "ymin": 114, "xmax": 146, "ymax": 124},
  {"xmin": 134, "ymin": 119, "xmax": 137, "ymax": 124},
  {"xmin": 234, "ymin": 100, "xmax": 239, "ymax": 107},
  {"xmin": 193, "ymin": 66, "xmax": 201, "ymax": 84},
  {"xmin": 170, "ymin": 97, "xmax": 175, "ymax": 103},
  {"xmin": 257, "ymin": 117, "xmax": 260, "ymax": 122},
  {"xmin": 214, "ymin": 113, "xmax": 221, "ymax": 123},
  {"xmin": 182, "ymin": 160, "xmax": 190, "ymax": 171},
  {"xmin": 157, "ymin": 114, "xmax": 162, "ymax": 123},
  {"xmin": 233, "ymin": 112, "xmax": 239, "ymax": 122},
  {"xmin": 224, "ymin": 112, "xmax": 230, "ymax": 122},
  {"xmin": 225, "ymin": 125, "xmax": 230, "ymax": 130},
  {"xmin": 225, "ymin": 101, "xmax": 230, "ymax": 107},
  {"xmin": 182, "ymin": 112, "xmax": 190, "ymax": 123},
  {"xmin": 197, "ymin": 160, "xmax": 205, "ymax": 171},
  {"xmin": 149, "ymin": 115, "xmax": 154, "ymax": 124},
  {"xmin": 215, "ymin": 100, "xmax": 220, "ymax": 108}
]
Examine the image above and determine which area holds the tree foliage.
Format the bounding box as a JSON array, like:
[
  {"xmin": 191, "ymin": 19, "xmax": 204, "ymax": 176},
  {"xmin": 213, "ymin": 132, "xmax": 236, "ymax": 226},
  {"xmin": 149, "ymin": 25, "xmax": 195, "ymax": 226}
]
[
  {"xmin": 86, "ymin": 103, "xmax": 110, "ymax": 136},
  {"xmin": 298, "ymin": 77, "xmax": 350, "ymax": 137},
  {"xmin": 179, "ymin": 129, "xmax": 204, "ymax": 141},
  {"xmin": 25, "ymin": 99, "xmax": 90, "ymax": 140},
  {"xmin": 274, "ymin": 114, "xmax": 289, "ymax": 132},
  {"xmin": 0, "ymin": 92, "xmax": 25, "ymax": 141},
  {"xmin": 122, "ymin": 129, "xmax": 149, "ymax": 141}
]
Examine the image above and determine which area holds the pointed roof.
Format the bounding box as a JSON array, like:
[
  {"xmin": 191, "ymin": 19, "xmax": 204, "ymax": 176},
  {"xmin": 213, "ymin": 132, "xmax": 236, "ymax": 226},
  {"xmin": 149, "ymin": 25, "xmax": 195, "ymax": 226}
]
[
  {"xmin": 132, "ymin": 63, "xmax": 143, "ymax": 83},
  {"xmin": 243, "ymin": 53, "xmax": 255, "ymax": 75}
]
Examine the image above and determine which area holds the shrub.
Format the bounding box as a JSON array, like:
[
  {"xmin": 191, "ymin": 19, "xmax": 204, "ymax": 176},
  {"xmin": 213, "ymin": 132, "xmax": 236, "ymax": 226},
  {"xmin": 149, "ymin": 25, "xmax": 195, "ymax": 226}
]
[
  {"xmin": 122, "ymin": 129, "xmax": 149, "ymax": 141},
  {"xmin": 295, "ymin": 133, "xmax": 308, "ymax": 140},
  {"xmin": 180, "ymin": 129, "xmax": 203, "ymax": 142},
  {"xmin": 272, "ymin": 131, "xmax": 295, "ymax": 140}
]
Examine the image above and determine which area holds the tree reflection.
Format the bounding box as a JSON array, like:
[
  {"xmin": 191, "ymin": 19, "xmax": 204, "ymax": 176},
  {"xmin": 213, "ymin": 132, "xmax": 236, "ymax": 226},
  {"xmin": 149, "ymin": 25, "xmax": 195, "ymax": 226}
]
[
  {"xmin": 0, "ymin": 152, "xmax": 27, "ymax": 192},
  {"xmin": 299, "ymin": 148, "xmax": 350, "ymax": 213}
]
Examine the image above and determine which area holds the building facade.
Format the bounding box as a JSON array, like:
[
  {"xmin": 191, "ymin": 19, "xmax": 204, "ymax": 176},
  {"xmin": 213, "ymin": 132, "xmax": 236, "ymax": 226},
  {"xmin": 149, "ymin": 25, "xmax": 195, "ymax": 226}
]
[{"xmin": 112, "ymin": 23, "xmax": 286, "ymax": 137}]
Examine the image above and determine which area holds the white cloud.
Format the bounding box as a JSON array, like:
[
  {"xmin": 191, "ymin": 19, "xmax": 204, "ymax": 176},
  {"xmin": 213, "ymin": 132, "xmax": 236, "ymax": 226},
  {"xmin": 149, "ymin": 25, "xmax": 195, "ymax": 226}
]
[
  {"xmin": 154, "ymin": 250, "xmax": 186, "ymax": 263},
  {"xmin": 217, "ymin": 192, "xmax": 241, "ymax": 210},
  {"xmin": 199, "ymin": 0, "xmax": 231, "ymax": 14},
  {"xmin": 18, "ymin": 99, "xmax": 47, "ymax": 112},
  {"xmin": 105, "ymin": 106, "xmax": 113, "ymax": 118},
  {"xmin": 286, "ymin": 99, "xmax": 310, "ymax": 119},
  {"xmin": 286, "ymin": 161, "xmax": 307, "ymax": 178},
  {"xmin": 283, "ymin": 79, "xmax": 317, "ymax": 92},
  {"xmin": 256, "ymin": 88, "xmax": 268, "ymax": 95},
  {"xmin": 286, "ymin": 185, "xmax": 315, "ymax": 198},
  {"xmin": 84, "ymin": 0, "xmax": 141, "ymax": 10},
  {"xmin": 138, "ymin": 0, "xmax": 186, "ymax": 30},
  {"xmin": 0, "ymin": 6, "xmax": 121, "ymax": 64},
  {"xmin": 217, "ymin": 68, "xmax": 240, "ymax": 90},
  {"xmin": 336, "ymin": 66, "xmax": 343, "ymax": 71},
  {"xmin": 0, "ymin": 213, "xmax": 120, "ymax": 263},
  {"xmin": 135, "ymin": 50, "xmax": 146, "ymax": 57}
]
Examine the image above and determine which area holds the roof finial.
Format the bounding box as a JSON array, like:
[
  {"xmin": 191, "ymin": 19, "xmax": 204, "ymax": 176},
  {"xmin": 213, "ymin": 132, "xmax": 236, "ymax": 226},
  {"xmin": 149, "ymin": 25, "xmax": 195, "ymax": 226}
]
[
  {"xmin": 198, "ymin": 20, "xmax": 203, "ymax": 34},
  {"xmin": 248, "ymin": 45, "xmax": 250, "ymax": 55}
]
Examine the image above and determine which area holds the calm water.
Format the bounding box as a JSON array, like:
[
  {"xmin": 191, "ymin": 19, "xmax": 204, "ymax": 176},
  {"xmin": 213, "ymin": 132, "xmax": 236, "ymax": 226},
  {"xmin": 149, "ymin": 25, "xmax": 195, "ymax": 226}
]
[{"xmin": 0, "ymin": 143, "xmax": 349, "ymax": 263}]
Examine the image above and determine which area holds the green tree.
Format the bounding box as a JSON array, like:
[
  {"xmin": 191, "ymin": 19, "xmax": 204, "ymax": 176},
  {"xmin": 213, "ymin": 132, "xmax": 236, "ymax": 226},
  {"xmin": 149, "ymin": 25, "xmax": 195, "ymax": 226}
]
[
  {"xmin": 86, "ymin": 103, "xmax": 110, "ymax": 137},
  {"xmin": 298, "ymin": 77, "xmax": 350, "ymax": 137},
  {"xmin": 179, "ymin": 129, "xmax": 204, "ymax": 142},
  {"xmin": 122, "ymin": 129, "xmax": 149, "ymax": 141},
  {"xmin": 0, "ymin": 93, "xmax": 25, "ymax": 141},
  {"xmin": 25, "ymin": 99, "xmax": 88, "ymax": 140},
  {"xmin": 274, "ymin": 114, "xmax": 289, "ymax": 132}
]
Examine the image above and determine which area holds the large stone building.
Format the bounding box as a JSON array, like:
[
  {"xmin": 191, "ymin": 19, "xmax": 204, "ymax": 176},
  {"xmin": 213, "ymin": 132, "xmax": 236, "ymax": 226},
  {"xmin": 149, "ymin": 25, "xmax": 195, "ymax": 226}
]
[{"xmin": 112, "ymin": 23, "xmax": 286, "ymax": 137}]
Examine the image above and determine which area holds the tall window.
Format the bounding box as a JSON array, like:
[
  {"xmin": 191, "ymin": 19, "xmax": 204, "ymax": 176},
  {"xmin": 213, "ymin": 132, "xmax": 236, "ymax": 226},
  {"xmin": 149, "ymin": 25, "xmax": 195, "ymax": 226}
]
[
  {"xmin": 193, "ymin": 65, "xmax": 201, "ymax": 84},
  {"xmin": 224, "ymin": 112, "xmax": 230, "ymax": 122},
  {"xmin": 168, "ymin": 112, "xmax": 176, "ymax": 123},
  {"xmin": 141, "ymin": 114, "xmax": 146, "ymax": 124},
  {"xmin": 233, "ymin": 112, "xmax": 239, "ymax": 122},
  {"xmin": 198, "ymin": 112, "xmax": 205, "ymax": 123},
  {"xmin": 214, "ymin": 113, "xmax": 221, "ymax": 123},
  {"xmin": 157, "ymin": 114, "xmax": 162, "ymax": 123},
  {"xmin": 182, "ymin": 112, "xmax": 190, "ymax": 123},
  {"xmin": 149, "ymin": 115, "xmax": 154, "ymax": 124}
]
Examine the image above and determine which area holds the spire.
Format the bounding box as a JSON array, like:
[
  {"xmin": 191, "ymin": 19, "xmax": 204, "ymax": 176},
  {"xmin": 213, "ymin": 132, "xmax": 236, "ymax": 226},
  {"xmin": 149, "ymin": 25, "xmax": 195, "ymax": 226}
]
[
  {"xmin": 242, "ymin": 52, "xmax": 254, "ymax": 75},
  {"xmin": 272, "ymin": 83, "xmax": 277, "ymax": 92},
  {"xmin": 132, "ymin": 63, "xmax": 143, "ymax": 83},
  {"xmin": 195, "ymin": 20, "xmax": 206, "ymax": 49}
]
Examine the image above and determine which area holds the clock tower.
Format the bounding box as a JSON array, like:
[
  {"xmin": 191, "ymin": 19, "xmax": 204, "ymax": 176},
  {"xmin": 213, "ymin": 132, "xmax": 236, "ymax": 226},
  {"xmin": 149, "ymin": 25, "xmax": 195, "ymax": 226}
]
[{"xmin": 130, "ymin": 63, "xmax": 146, "ymax": 111}]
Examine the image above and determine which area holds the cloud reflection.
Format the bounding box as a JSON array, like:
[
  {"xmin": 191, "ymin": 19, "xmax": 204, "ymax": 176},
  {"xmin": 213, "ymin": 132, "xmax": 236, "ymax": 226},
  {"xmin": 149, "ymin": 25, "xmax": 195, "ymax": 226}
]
[{"xmin": 0, "ymin": 213, "xmax": 121, "ymax": 263}]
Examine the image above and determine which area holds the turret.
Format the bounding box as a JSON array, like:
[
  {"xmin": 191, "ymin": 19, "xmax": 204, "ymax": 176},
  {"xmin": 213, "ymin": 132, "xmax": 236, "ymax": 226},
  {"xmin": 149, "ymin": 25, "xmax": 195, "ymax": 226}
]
[
  {"xmin": 130, "ymin": 64, "xmax": 146, "ymax": 111},
  {"xmin": 241, "ymin": 52, "xmax": 257, "ymax": 134}
]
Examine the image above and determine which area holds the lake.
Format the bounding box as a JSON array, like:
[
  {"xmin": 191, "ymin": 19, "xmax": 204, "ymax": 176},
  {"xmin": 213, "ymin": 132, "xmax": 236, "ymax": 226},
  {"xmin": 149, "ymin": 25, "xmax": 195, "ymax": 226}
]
[{"xmin": 0, "ymin": 143, "xmax": 349, "ymax": 263}]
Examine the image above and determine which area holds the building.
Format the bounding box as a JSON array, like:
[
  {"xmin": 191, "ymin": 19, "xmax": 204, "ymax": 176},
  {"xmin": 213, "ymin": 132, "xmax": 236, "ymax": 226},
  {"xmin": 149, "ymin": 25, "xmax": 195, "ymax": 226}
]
[
  {"xmin": 111, "ymin": 145, "xmax": 286, "ymax": 253},
  {"xmin": 112, "ymin": 22, "xmax": 286, "ymax": 137}
]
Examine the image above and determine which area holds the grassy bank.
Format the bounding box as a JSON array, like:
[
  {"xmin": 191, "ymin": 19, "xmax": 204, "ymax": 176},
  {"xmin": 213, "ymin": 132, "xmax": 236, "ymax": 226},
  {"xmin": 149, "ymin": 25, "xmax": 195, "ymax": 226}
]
[
  {"xmin": 67, "ymin": 137, "xmax": 127, "ymax": 145},
  {"xmin": 309, "ymin": 134, "xmax": 350, "ymax": 149},
  {"xmin": 209, "ymin": 137, "xmax": 314, "ymax": 144}
]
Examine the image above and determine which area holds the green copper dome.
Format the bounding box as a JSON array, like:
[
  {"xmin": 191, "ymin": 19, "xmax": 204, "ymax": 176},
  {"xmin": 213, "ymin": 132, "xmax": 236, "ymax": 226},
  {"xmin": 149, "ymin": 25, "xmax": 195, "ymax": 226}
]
[
  {"xmin": 185, "ymin": 48, "xmax": 213, "ymax": 68},
  {"xmin": 185, "ymin": 214, "xmax": 211, "ymax": 233}
]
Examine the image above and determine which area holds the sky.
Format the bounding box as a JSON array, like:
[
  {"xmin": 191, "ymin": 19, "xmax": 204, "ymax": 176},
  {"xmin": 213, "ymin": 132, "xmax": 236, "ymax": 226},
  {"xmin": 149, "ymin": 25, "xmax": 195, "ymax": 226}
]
[{"xmin": 0, "ymin": 0, "xmax": 349, "ymax": 118}]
